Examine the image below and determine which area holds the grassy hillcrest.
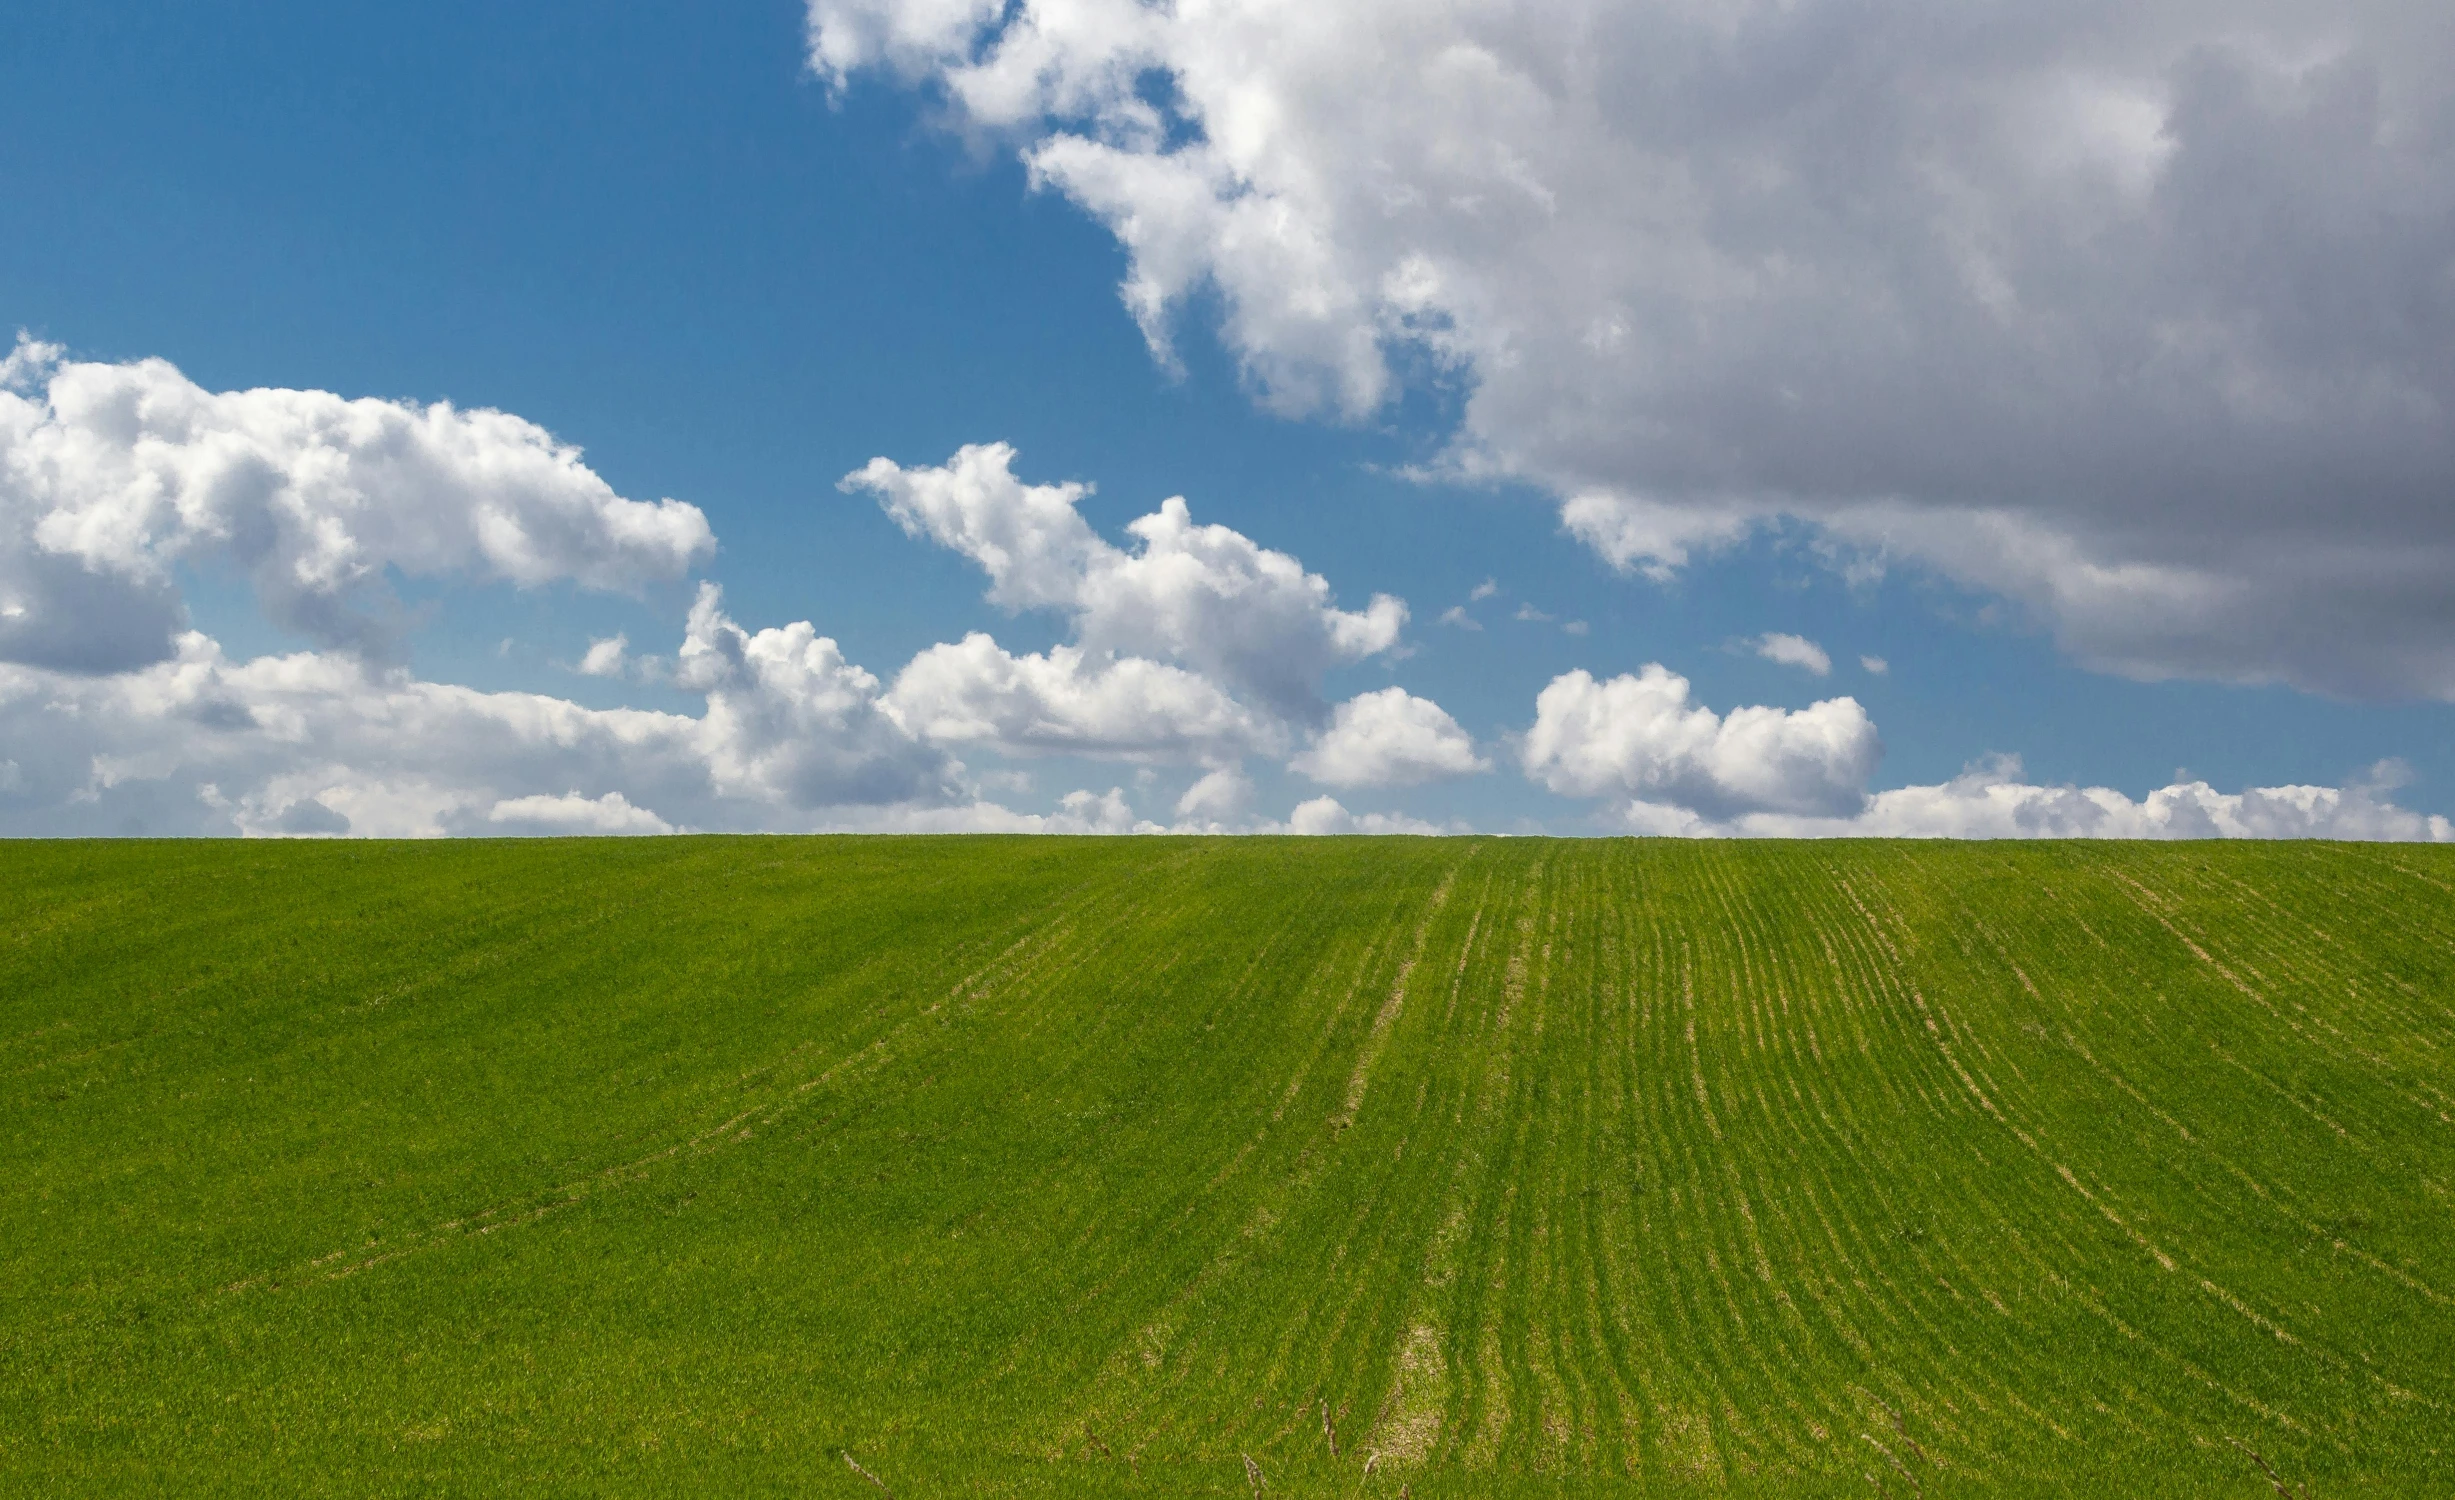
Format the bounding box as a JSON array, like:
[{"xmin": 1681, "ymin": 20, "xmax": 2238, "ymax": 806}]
[{"xmin": 5, "ymin": 836, "xmax": 2454, "ymax": 1496}]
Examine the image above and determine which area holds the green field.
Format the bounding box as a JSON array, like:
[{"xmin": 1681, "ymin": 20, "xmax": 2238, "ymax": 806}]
[{"xmin": 5, "ymin": 838, "xmax": 2453, "ymax": 1496}]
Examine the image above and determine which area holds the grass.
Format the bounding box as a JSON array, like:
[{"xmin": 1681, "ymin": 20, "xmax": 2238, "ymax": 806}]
[{"xmin": 4, "ymin": 835, "xmax": 2453, "ymax": 1496}]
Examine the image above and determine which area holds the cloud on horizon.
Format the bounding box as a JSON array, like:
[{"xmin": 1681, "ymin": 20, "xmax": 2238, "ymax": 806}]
[{"xmin": 2, "ymin": 344, "xmax": 2445, "ymax": 843}]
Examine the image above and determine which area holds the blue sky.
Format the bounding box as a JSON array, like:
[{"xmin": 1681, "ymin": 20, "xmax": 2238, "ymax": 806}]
[{"xmin": 3, "ymin": 0, "xmax": 2450, "ymax": 838}]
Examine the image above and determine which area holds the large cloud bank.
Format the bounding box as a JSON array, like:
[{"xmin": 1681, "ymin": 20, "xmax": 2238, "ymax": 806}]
[
  {"xmin": 0, "ymin": 348, "xmax": 1484, "ymax": 832},
  {"xmin": 810, "ymin": 0, "xmax": 2455, "ymax": 699},
  {"xmin": 0, "ymin": 344, "xmax": 2442, "ymax": 841}
]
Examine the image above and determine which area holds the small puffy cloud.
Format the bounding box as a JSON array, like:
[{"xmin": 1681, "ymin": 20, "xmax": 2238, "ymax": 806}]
[
  {"xmin": 886, "ymin": 633, "xmax": 1279, "ymax": 764},
  {"xmin": 1861, "ymin": 655, "xmax": 1890, "ymax": 676},
  {"xmin": 1284, "ymin": 795, "xmax": 1445, "ymax": 836},
  {"xmin": 1561, "ymin": 496, "xmax": 1756, "ymax": 584},
  {"xmin": 1291, "ymin": 687, "xmax": 1487, "ymax": 789},
  {"xmin": 846, "ymin": 442, "xmax": 1404, "ymax": 722},
  {"xmin": 1755, "ymin": 633, "xmax": 1832, "ymax": 677},
  {"xmin": 487, "ymin": 791, "xmax": 674, "ymax": 836},
  {"xmin": 1468, "ymin": 579, "xmax": 1498, "ymax": 603},
  {"xmin": 577, "ymin": 634, "xmax": 629, "ymax": 677},
  {"xmin": 1438, "ymin": 604, "xmax": 1481, "ymax": 631},
  {"xmin": 1045, "ymin": 787, "xmax": 1143, "ymax": 834},
  {"xmin": 677, "ymin": 583, "xmax": 960, "ymax": 811},
  {"xmin": 267, "ymin": 797, "xmax": 350, "ymax": 837},
  {"xmin": 0, "ymin": 338, "xmax": 712, "ymax": 670},
  {"xmin": 1175, "ymin": 766, "xmax": 1253, "ymax": 825},
  {"xmin": 1522, "ymin": 666, "xmax": 1881, "ymax": 821}
]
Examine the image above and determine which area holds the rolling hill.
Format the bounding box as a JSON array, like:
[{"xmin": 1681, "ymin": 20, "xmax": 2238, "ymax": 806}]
[{"xmin": 5, "ymin": 836, "xmax": 2452, "ymax": 1495}]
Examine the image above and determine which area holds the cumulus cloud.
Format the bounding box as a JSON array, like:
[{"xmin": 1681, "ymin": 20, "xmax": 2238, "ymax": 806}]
[
  {"xmin": 0, "ymin": 585, "xmax": 962, "ymax": 837},
  {"xmin": 1718, "ymin": 756, "xmax": 2454, "ymax": 842},
  {"xmin": 0, "ymin": 344, "xmax": 1465, "ymax": 832},
  {"xmin": 847, "ymin": 442, "xmax": 1404, "ymax": 724},
  {"xmin": 848, "ymin": 442, "xmax": 1420, "ymax": 780},
  {"xmin": 1175, "ymin": 767, "xmax": 1253, "ymax": 827},
  {"xmin": 1522, "ymin": 666, "xmax": 1882, "ymax": 821},
  {"xmin": 487, "ymin": 791, "xmax": 675, "ymax": 836},
  {"xmin": 812, "ymin": 1, "xmax": 2455, "ymax": 699},
  {"xmin": 0, "ymin": 341, "xmax": 1492, "ymax": 837},
  {"xmin": 885, "ymin": 632, "xmax": 1279, "ymax": 764},
  {"xmin": 13, "ymin": 330, "xmax": 2437, "ymax": 842},
  {"xmin": 1861, "ymin": 655, "xmax": 1890, "ymax": 676},
  {"xmin": 1520, "ymin": 668, "xmax": 2450, "ymax": 841},
  {"xmin": 1042, "ymin": 786, "xmax": 1144, "ymax": 834},
  {"xmin": 674, "ymin": 583, "xmax": 961, "ymax": 811},
  {"xmin": 1283, "ymin": 796, "xmax": 1446, "ymax": 836},
  {"xmin": 1291, "ymin": 687, "xmax": 1487, "ymax": 789},
  {"xmin": 1755, "ymin": 633, "xmax": 1832, "ymax": 677},
  {"xmin": 0, "ymin": 337, "xmax": 712, "ymax": 671},
  {"xmin": 577, "ymin": 634, "xmax": 629, "ymax": 677}
]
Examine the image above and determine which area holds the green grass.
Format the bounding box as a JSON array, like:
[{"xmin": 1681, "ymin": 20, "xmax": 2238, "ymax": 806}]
[{"xmin": 5, "ymin": 837, "xmax": 2454, "ymax": 1496}]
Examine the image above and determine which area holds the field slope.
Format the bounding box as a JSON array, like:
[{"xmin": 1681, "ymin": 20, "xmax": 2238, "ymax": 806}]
[{"xmin": 5, "ymin": 837, "xmax": 2454, "ymax": 1496}]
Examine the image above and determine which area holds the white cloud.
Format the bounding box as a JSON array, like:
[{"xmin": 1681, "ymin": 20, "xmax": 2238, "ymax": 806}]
[
  {"xmin": 0, "ymin": 344, "xmax": 1524, "ymax": 837},
  {"xmin": 845, "ymin": 442, "xmax": 1404, "ymax": 723},
  {"xmin": 1291, "ymin": 686, "xmax": 1487, "ymax": 789},
  {"xmin": 11, "ymin": 330, "xmax": 2439, "ymax": 843},
  {"xmin": 1175, "ymin": 765, "xmax": 1254, "ymax": 825},
  {"xmin": 1044, "ymin": 786, "xmax": 1144, "ymax": 834},
  {"xmin": 1560, "ymin": 497, "xmax": 1755, "ymax": 585},
  {"xmin": 487, "ymin": 791, "xmax": 675, "ymax": 836},
  {"xmin": 1468, "ymin": 579, "xmax": 1498, "ymax": 603},
  {"xmin": 0, "ymin": 337, "xmax": 712, "ymax": 670},
  {"xmin": 577, "ymin": 634, "xmax": 629, "ymax": 677},
  {"xmin": 1283, "ymin": 795, "xmax": 1446, "ymax": 836},
  {"xmin": 1755, "ymin": 633, "xmax": 1833, "ymax": 677},
  {"xmin": 675, "ymin": 583, "xmax": 960, "ymax": 812},
  {"xmin": 1438, "ymin": 604, "xmax": 1481, "ymax": 631},
  {"xmin": 1522, "ymin": 666, "xmax": 1881, "ymax": 821},
  {"xmin": 1735, "ymin": 756, "xmax": 2455, "ymax": 842},
  {"xmin": 0, "ymin": 347, "xmax": 1480, "ymax": 831},
  {"xmin": 1520, "ymin": 668, "xmax": 2451, "ymax": 842},
  {"xmin": 0, "ymin": 582, "xmax": 965, "ymax": 837},
  {"xmin": 813, "ymin": 2, "xmax": 2455, "ymax": 699},
  {"xmin": 885, "ymin": 632, "xmax": 1279, "ymax": 765},
  {"xmin": 1861, "ymin": 655, "xmax": 1890, "ymax": 676}
]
